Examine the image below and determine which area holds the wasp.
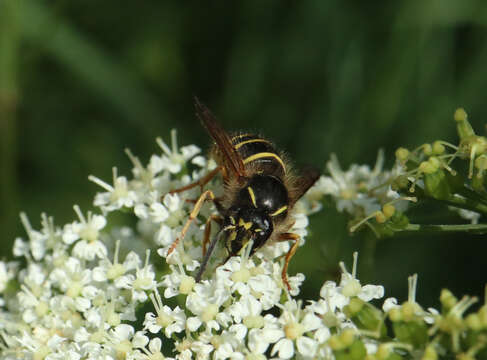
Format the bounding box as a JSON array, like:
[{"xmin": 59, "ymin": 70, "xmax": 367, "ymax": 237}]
[{"xmin": 167, "ymin": 98, "xmax": 319, "ymax": 290}]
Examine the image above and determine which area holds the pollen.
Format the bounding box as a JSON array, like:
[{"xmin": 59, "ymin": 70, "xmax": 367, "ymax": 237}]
[
  {"xmin": 284, "ymin": 321, "xmax": 305, "ymax": 340},
  {"xmin": 179, "ymin": 275, "xmax": 195, "ymax": 295},
  {"xmin": 201, "ymin": 303, "xmax": 219, "ymax": 322},
  {"xmin": 231, "ymin": 267, "xmax": 251, "ymax": 283}
]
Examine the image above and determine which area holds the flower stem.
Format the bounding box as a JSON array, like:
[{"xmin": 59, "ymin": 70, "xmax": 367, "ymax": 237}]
[
  {"xmin": 442, "ymin": 195, "xmax": 487, "ymax": 215},
  {"xmin": 400, "ymin": 223, "xmax": 487, "ymax": 234}
]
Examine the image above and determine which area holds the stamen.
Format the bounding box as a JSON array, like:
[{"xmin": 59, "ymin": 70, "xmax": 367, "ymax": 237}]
[
  {"xmin": 407, "ymin": 274, "xmax": 418, "ymax": 303},
  {"xmin": 171, "ymin": 129, "xmax": 178, "ymax": 154},
  {"xmin": 73, "ymin": 205, "xmax": 86, "ymax": 224},
  {"xmin": 88, "ymin": 175, "xmax": 114, "ymax": 192},
  {"xmin": 156, "ymin": 137, "xmax": 172, "ymax": 156}
]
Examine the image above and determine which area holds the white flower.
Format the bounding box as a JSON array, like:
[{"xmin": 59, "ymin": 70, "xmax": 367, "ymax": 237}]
[
  {"xmin": 144, "ymin": 290, "xmax": 186, "ymax": 337},
  {"xmin": 271, "ymin": 300, "xmax": 321, "ymax": 359},
  {"xmin": 130, "ymin": 250, "xmax": 157, "ymax": 302},
  {"xmin": 316, "ymin": 150, "xmax": 406, "ymax": 217},
  {"xmin": 186, "ymin": 280, "xmax": 231, "ymax": 332},
  {"xmin": 92, "ymin": 240, "xmax": 139, "ymax": 289},
  {"xmin": 0, "ymin": 261, "xmax": 15, "ymax": 293},
  {"xmin": 89, "ymin": 167, "xmax": 137, "ymax": 213},
  {"xmin": 150, "ymin": 129, "xmax": 201, "ymax": 174},
  {"xmin": 63, "ymin": 206, "xmax": 107, "ymax": 261},
  {"xmin": 339, "ymin": 252, "xmax": 384, "ymax": 301}
]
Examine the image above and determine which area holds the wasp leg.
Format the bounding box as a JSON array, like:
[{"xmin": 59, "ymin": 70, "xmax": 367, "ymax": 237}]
[
  {"xmin": 168, "ymin": 166, "xmax": 222, "ymax": 195},
  {"xmin": 277, "ymin": 232, "xmax": 300, "ymax": 291},
  {"xmin": 167, "ymin": 190, "xmax": 216, "ymax": 256},
  {"xmin": 203, "ymin": 214, "xmax": 223, "ymax": 256}
]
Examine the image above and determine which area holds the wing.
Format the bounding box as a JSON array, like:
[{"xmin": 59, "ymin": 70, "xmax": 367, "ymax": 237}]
[
  {"xmin": 290, "ymin": 166, "xmax": 320, "ymax": 206},
  {"xmin": 194, "ymin": 97, "xmax": 246, "ymax": 178}
]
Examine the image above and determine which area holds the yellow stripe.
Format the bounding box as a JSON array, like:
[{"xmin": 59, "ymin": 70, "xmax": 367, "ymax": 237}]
[
  {"xmin": 234, "ymin": 138, "xmax": 270, "ymax": 149},
  {"xmin": 270, "ymin": 205, "xmax": 288, "ymax": 217},
  {"xmin": 243, "ymin": 152, "xmax": 286, "ymax": 171},
  {"xmin": 247, "ymin": 187, "xmax": 257, "ymax": 208}
]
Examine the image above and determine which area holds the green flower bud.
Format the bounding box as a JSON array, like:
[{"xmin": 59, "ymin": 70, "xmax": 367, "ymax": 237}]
[
  {"xmin": 388, "ymin": 307, "xmax": 402, "ymax": 322},
  {"xmin": 341, "ymin": 329, "xmax": 356, "ymax": 346},
  {"xmin": 422, "ymin": 144, "xmax": 433, "ymax": 156},
  {"xmin": 395, "ymin": 147, "xmax": 409, "ymax": 162},
  {"xmin": 454, "ymin": 108, "xmax": 475, "ymax": 140},
  {"xmin": 401, "ymin": 301, "xmax": 422, "ymax": 322},
  {"xmin": 419, "ymin": 161, "xmax": 437, "ymax": 174},
  {"xmin": 440, "ymin": 289, "xmax": 458, "ymax": 310},
  {"xmin": 349, "ymin": 340, "xmax": 367, "ymax": 360},
  {"xmin": 432, "ymin": 141, "xmax": 445, "ymax": 155},
  {"xmin": 391, "ymin": 175, "xmax": 409, "ymax": 191},
  {"xmin": 454, "ymin": 108, "xmax": 468, "ymax": 122},
  {"xmin": 376, "ymin": 345, "xmax": 402, "ymax": 360},
  {"xmin": 375, "ymin": 211, "xmax": 387, "ymax": 224},
  {"xmin": 382, "ymin": 204, "xmax": 395, "ymax": 219},
  {"xmin": 333, "ymin": 334, "xmax": 367, "ymax": 360},
  {"xmin": 475, "ymin": 155, "xmax": 487, "ymax": 172},
  {"xmin": 465, "ymin": 313, "xmax": 482, "ymax": 331},
  {"xmin": 344, "ymin": 297, "xmax": 365, "ymax": 317},
  {"xmin": 328, "ymin": 334, "xmax": 344, "ymax": 351},
  {"xmin": 422, "ymin": 345, "xmax": 438, "ymax": 360}
]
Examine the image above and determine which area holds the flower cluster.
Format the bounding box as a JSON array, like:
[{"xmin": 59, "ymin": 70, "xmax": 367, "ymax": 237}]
[{"xmin": 0, "ymin": 127, "xmax": 485, "ymax": 359}]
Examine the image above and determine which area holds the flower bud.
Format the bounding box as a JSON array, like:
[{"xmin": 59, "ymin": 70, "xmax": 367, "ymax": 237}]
[
  {"xmin": 454, "ymin": 108, "xmax": 475, "ymax": 140},
  {"xmin": 382, "ymin": 204, "xmax": 395, "ymax": 219},
  {"xmin": 388, "ymin": 307, "xmax": 402, "ymax": 322},
  {"xmin": 419, "ymin": 161, "xmax": 437, "ymax": 174},
  {"xmin": 375, "ymin": 211, "xmax": 387, "ymax": 224},
  {"xmin": 391, "ymin": 175, "xmax": 409, "ymax": 191},
  {"xmin": 395, "ymin": 147, "xmax": 409, "ymax": 162},
  {"xmin": 440, "ymin": 289, "xmax": 458, "ymax": 310},
  {"xmin": 422, "ymin": 144, "xmax": 433, "ymax": 156},
  {"xmin": 465, "ymin": 313, "xmax": 482, "ymax": 331},
  {"xmin": 432, "ymin": 141, "xmax": 445, "ymax": 155},
  {"xmin": 422, "ymin": 345, "xmax": 438, "ymax": 360}
]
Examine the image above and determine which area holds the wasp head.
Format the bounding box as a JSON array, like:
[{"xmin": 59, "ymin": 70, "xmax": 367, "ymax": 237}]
[{"xmin": 223, "ymin": 207, "xmax": 273, "ymax": 256}]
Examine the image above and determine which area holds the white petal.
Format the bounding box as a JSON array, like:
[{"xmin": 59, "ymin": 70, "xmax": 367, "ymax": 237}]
[
  {"xmin": 359, "ymin": 284, "xmax": 384, "ymax": 302},
  {"xmin": 272, "ymin": 338, "xmax": 294, "ymax": 359},
  {"xmin": 382, "ymin": 297, "xmax": 398, "ymax": 312},
  {"xmin": 186, "ymin": 316, "xmax": 202, "ymax": 332},
  {"xmin": 296, "ymin": 336, "xmax": 318, "ymax": 357}
]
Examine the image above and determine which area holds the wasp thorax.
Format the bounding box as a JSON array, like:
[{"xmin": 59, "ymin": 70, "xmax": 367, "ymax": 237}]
[{"xmin": 223, "ymin": 207, "xmax": 273, "ymax": 256}]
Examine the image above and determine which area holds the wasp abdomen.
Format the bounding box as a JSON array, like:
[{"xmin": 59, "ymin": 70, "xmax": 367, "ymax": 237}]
[{"xmin": 231, "ymin": 134, "xmax": 286, "ymax": 177}]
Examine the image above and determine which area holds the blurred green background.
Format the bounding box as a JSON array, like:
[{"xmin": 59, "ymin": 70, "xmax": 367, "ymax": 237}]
[{"xmin": 1, "ymin": 0, "xmax": 487, "ymax": 307}]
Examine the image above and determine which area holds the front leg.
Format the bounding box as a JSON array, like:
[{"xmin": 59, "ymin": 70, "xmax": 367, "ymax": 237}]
[
  {"xmin": 167, "ymin": 190, "xmax": 216, "ymax": 256},
  {"xmin": 277, "ymin": 232, "xmax": 300, "ymax": 291}
]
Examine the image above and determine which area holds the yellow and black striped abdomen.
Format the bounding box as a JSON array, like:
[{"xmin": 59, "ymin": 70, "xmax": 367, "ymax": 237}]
[{"xmin": 231, "ymin": 134, "xmax": 286, "ymax": 177}]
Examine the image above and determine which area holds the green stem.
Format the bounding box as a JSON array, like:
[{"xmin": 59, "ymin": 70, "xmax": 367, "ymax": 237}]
[
  {"xmin": 400, "ymin": 223, "xmax": 487, "ymax": 234},
  {"xmin": 456, "ymin": 185, "xmax": 487, "ymax": 206},
  {"xmin": 443, "ymin": 194, "xmax": 487, "ymax": 215}
]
